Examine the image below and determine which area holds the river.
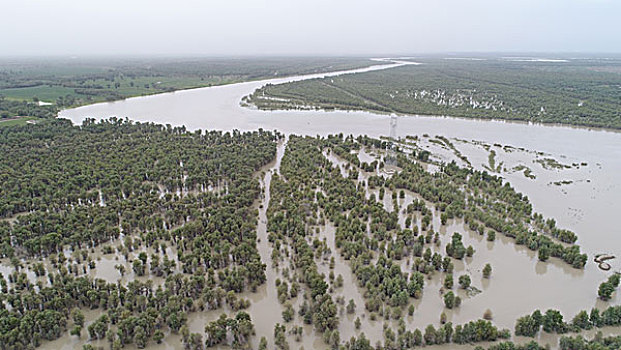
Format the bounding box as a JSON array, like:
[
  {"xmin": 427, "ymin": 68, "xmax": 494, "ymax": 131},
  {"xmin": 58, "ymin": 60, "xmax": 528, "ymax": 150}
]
[{"xmin": 57, "ymin": 59, "xmax": 621, "ymax": 348}]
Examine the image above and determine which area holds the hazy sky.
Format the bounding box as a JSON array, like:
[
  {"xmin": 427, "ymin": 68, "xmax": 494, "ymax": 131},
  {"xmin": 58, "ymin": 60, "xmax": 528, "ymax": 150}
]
[{"xmin": 1, "ymin": 0, "xmax": 620, "ymax": 56}]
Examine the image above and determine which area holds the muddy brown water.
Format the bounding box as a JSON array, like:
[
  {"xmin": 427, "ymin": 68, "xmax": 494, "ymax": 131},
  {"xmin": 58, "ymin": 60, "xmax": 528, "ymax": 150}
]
[
  {"xmin": 18, "ymin": 61, "xmax": 621, "ymax": 349},
  {"xmin": 58, "ymin": 59, "xmax": 621, "ymax": 253}
]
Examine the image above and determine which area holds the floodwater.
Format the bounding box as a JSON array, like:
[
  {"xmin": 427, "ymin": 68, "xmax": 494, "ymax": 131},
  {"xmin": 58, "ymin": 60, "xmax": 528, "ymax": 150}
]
[
  {"xmin": 43, "ymin": 60, "xmax": 621, "ymax": 348},
  {"xmin": 323, "ymin": 148, "xmax": 619, "ymax": 329},
  {"xmin": 58, "ymin": 59, "xmax": 621, "ymax": 254}
]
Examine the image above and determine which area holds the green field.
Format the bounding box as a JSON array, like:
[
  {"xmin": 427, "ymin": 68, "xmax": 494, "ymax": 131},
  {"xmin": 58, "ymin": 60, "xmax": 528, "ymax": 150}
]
[
  {"xmin": 0, "ymin": 57, "xmax": 374, "ymax": 121},
  {"xmin": 1, "ymin": 85, "xmax": 76, "ymax": 102},
  {"xmin": 0, "ymin": 116, "xmax": 42, "ymax": 127}
]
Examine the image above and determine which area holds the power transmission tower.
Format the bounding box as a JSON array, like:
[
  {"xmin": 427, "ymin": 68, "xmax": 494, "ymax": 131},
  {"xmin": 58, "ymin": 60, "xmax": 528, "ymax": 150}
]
[
  {"xmin": 385, "ymin": 114, "xmax": 398, "ymax": 167},
  {"xmin": 389, "ymin": 114, "xmax": 397, "ymax": 139}
]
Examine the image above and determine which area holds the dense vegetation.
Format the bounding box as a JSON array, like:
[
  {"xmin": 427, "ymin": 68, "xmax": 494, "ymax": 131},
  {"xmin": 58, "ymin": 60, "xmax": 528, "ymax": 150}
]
[
  {"xmin": 515, "ymin": 305, "xmax": 621, "ymax": 338},
  {"xmin": 0, "ymin": 97, "xmax": 57, "ymax": 119},
  {"xmin": 598, "ymin": 272, "xmax": 620, "ymax": 301},
  {"xmin": 263, "ymin": 134, "xmax": 598, "ymax": 349},
  {"xmin": 0, "ymin": 57, "xmax": 373, "ymax": 122},
  {"xmin": 560, "ymin": 333, "xmax": 621, "ymax": 350},
  {"xmin": 265, "ymin": 135, "xmax": 515, "ymax": 349},
  {"xmin": 473, "ymin": 332, "xmax": 621, "ymax": 350},
  {"xmin": 0, "ymin": 119, "xmax": 279, "ymax": 349},
  {"xmin": 0, "ymin": 119, "xmax": 614, "ymax": 349},
  {"xmin": 248, "ymin": 58, "xmax": 621, "ymax": 129},
  {"xmin": 385, "ymin": 137, "xmax": 587, "ymax": 269},
  {"xmin": 0, "ymin": 119, "xmax": 277, "ymax": 258}
]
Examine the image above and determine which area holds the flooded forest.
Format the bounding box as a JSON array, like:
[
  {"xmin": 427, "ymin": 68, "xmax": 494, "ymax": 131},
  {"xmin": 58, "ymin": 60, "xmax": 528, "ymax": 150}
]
[
  {"xmin": 1, "ymin": 118, "xmax": 619, "ymax": 350},
  {"xmin": 2, "ymin": 0, "xmax": 620, "ymax": 348}
]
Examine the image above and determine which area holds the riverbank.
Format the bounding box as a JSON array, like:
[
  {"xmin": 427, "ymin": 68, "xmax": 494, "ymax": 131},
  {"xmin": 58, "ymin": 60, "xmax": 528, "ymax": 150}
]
[
  {"xmin": 245, "ymin": 57, "xmax": 621, "ymax": 130},
  {"xmin": 0, "ymin": 56, "xmax": 377, "ymax": 121},
  {"xmin": 58, "ymin": 58, "xmax": 621, "ymax": 262}
]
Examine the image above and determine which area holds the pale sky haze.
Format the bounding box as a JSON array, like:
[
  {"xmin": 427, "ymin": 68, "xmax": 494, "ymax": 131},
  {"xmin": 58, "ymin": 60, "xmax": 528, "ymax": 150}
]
[{"xmin": 1, "ymin": 0, "xmax": 620, "ymax": 56}]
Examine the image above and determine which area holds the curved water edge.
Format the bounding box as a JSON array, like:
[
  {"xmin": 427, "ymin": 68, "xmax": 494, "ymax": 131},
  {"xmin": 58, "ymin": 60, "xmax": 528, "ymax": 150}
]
[
  {"xmin": 60, "ymin": 57, "xmax": 620, "ymax": 135},
  {"xmin": 54, "ymin": 59, "xmax": 621, "ymax": 348},
  {"xmin": 59, "ymin": 57, "xmax": 621, "ymax": 251}
]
